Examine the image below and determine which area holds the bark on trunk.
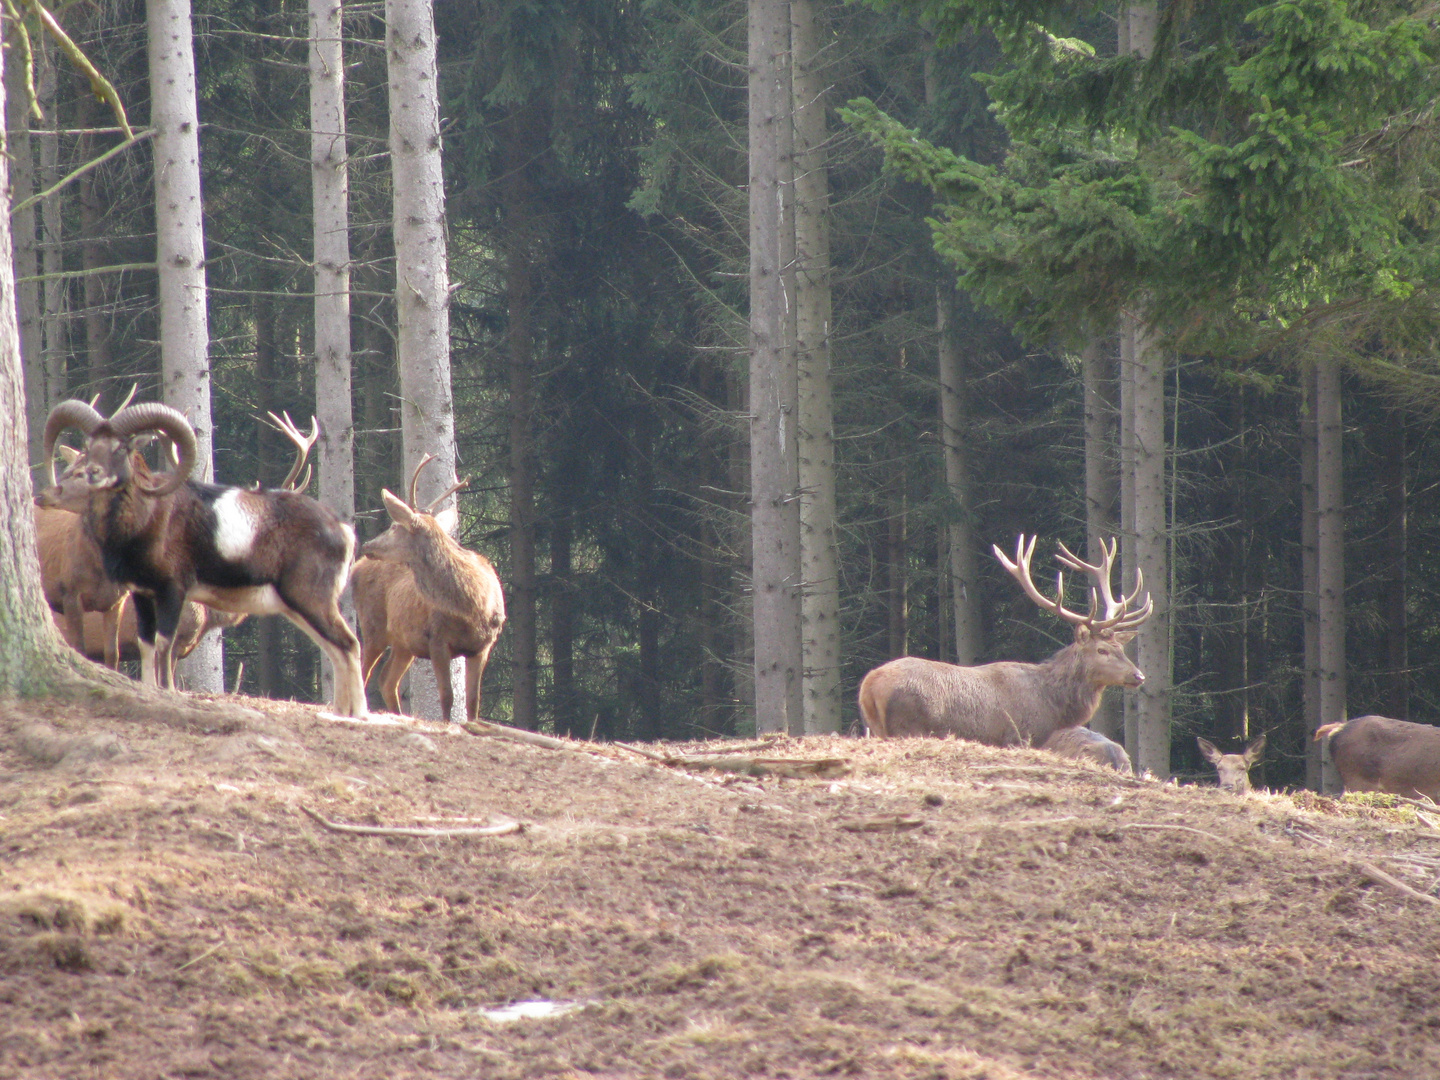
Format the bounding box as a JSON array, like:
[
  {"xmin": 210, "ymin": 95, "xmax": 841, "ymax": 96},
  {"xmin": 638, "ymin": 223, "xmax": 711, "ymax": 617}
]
[
  {"xmin": 504, "ymin": 112, "xmax": 538, "ymax": 730},
  {"xmin": 38, "ymin": 48, "xmax": 65, "ymax": 418},
  {"xmin": 1300, "ymin": 364, "xmax": 1322, "ymax": 789},
  {"xmin": 792, "ymin": 0, "xmax": 840, "ymax": 734},
  {"xmin": 1316, "ymin": 355, "xmax": 1346, "ymax": 794},
  {"xmin": 311, "ymin": 0, "xmax": 355, "ymax": 525},
  {"xmin": 1083, "ymin": 339, "xmax": 1121, "ymax": 740},
  {"xmin": 6, "ymin": 49, "xmax": 41, "ymax": 467},
  {"xmin": 1129, "ymin": 319, "xmax": 1169, "ymax": 777},
  {"xmin": 149, "ymin": 0, "xmax": 222, "ymax": 692},
  {"xmin": 550, "ymin": 518, "xmax": 574, "ymax": 737},
  {"xmin": 388, "ymin": 0, "xmax": 460, "ymax": 719},
  {"xmin": 1381, "ymin": 410, "xmax": 1407, "ymax": 719},
  {"xmin": 748, "ymin": 0, "xmax": 802, "ymax": 736}
]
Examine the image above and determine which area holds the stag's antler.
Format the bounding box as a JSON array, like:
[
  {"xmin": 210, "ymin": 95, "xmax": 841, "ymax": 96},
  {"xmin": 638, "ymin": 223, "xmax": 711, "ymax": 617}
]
[
  {"xmin": 263, "ymin": 411, "xmax": 319, "ymax": 492},
  {"xmin": 404, "ymin": 453, "xmax": 469, "ymax": 514},
  {"xmin": 993, "ymin": 534, "xmax": 1152, "ymax": 637},
  {"xmin": 1053, "ymin": 538, "xmax": 1152, "ymax": 634}
]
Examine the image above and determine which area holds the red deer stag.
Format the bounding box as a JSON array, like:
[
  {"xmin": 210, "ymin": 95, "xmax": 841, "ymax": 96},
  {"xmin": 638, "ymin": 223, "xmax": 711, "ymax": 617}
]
[
  {"xmin": 38, "ymin": 396, "xmax": 367, "ymax": 714},
  {"xmin": 352, "ymin": 456, "xmax": 506, "ymax": 722},
  {"xmin": 1042, "ymin": 727, "xmax": 1133, "ymax": 774},
  {"xmin": 1197, "ymin": 735, "xmax": 1265, "ymax": 793},
  {"xmin": 859, "ymin": 535, "xmax": 1151, "ymax": 745},
  {"xmin": 1315, "ymin": 716, "xmax": 1440, "ymax": 801}
]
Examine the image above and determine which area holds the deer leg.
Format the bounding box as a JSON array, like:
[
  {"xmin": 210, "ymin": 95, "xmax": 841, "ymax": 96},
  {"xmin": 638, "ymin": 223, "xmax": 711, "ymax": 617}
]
[
  {"xmin": 429, "ymin": 642, "xmax": 456, "ymax": 723},
  {"xmin": 101, "ymin": 597, "xmax": 125, "ymax": 670},
  {"xmin": 60, "ymin": 594, "xmax": 86, "ymax": 657},
  {"xmin": 277, "ymin": 588, "xmax": 367, "ymax": 716},
  {"xmin": 379, "ymin": 649, "xmax": 414, "ymax": 715},
  {"xmin": 132, "ymin": 594, "xmax": 160, "ymax": 686},
  {"xmin": 465, "ymin": 640, "xmax": 496, "ymax": 723}
]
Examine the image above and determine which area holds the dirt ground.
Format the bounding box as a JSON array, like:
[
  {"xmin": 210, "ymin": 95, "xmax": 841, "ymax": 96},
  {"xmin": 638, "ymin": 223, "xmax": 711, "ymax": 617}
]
[{"xmin": 2, "ymin": 695, "xmax": 1439, "ymax": 1080}]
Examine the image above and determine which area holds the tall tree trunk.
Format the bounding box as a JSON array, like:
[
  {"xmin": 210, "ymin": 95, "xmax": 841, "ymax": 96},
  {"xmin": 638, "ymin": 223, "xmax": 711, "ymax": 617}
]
[
  {"xmin": 0, "ymin": 36, "xmax": 86, "ymax": 694},
  {"xmin": 388, "ymin": 0, "xmax": 460, "ymax": 719},
  {"xmin": 748, "ymin": 0, "xmax": 802, "ymax": 735},
  {"xmin": 1120, "ymin": 2, "xmax": 1167, "ymax": 776},
  {"xmin": 503, "ymin": 110, "xmax": 539, "ymax": 730},
  {"xmin": 1300, "ymin": 364, "xmax": 1322, "ymax": 789},
  {"xmin": 149, "ymin": 0, "xmax": 222, "ymax": 692},
  {"xmin": 310, "ymin": 0, "xmax": 355, "ymax": 527},
  {"xmin": 1129, "ymin": 317, "xmax": 1170, "ymax": 777},
  {"xmin": 38, "ymin": 45, "xmax": 65, "ymax": 414},
  {"xmin": 1316, "ymin": 355, "xmax": 1346, "ymax": 793},
  {"xmin": 550, "ymin": 517, "xmax": 574, "ymax": 737},
  {"xmin": 1083, "ymin": 340, "xmax": 1121, "ymax": 739},
  {"xmin": 1381, "ymin": 410, "xmax": 1407, "ymax": 719},
  {"xmin": 887, "ymin": 486, "xmax": 908, "ymax": 660},
  {"xmin": 937, "ymin": 283, "xmax": 981, "ymax": 666},
  {"xmin": 1119, "ymin": 326, "xmax": 1137, "ymax": 752},
  {"xmin": 6, "ymin": 43, "xmax": 42, "ymax": 467},
  {"xmin": 792, "ymin": 0, "xmax": 839, "ymax": 734}
]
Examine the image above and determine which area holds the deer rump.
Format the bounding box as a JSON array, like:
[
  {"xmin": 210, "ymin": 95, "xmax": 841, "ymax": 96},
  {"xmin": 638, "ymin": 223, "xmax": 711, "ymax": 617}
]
[
  {"xmin": 860, "ymin": 652, "xmax": 1107, "ymax": 746},
  {"xmin": 1317, "ymin": 715, "xmax": 1440, "ymax": 801}
]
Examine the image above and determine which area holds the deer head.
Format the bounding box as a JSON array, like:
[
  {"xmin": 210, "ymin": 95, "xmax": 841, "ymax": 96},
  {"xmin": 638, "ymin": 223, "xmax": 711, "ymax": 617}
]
[
  {"xmin": 992, "ymin": 534, "xmax": 1152, "ymax": 689},
  {"xmin": 362, "ymin": 454, "xmax": 469, "ymax": 564},
  {"xmin": 1198, "ymin": 735, "xmax": 1265, "ymax": 793}
]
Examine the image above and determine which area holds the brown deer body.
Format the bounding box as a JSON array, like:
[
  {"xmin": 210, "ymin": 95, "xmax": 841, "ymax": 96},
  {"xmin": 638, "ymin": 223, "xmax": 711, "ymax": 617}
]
[
  {"xmin": 860, "ymin": 536, "xmax": 1151, "ymax": 746},
  {"xmin": 1042, "ymin": 727, "xmax": 1133, "ymax": 774},
  {"xmin": 354, "ymin": 457, "xmax": 506, "ymax": 722},
  {"xmin": 1315, "ymin": 716, "xmax": 1440, "ymax": 801},
  {"xmin": 1197, "ymin": 735, "xmax": 1265, "ymax": 793},
  {"xmin": 35, "ymin": 505, "xmax": 129, "ymax": 669}
]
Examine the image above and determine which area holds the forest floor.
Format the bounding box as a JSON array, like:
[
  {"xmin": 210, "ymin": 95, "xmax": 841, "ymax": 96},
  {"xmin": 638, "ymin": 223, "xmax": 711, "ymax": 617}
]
[{"xmin": 2, "ymin": 694, "xmax": 1439, "ymax": 1080}]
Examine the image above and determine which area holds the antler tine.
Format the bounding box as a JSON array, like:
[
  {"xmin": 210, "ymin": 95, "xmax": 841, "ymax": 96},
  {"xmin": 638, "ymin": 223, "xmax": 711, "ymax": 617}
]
[
  {"xmin": 992, "ymin": 534, "xmax": 1091, "ymax": 627},
  {"xmin": 408, "ymin": 453, "xmax": 437, "ymax": 509},
  {"xmin": 263, "ymin": 411, "xmax": 320, "ymax": 492},
  {"xmin": 109, "ymin": 383, "xmax": 138, "ymax": 417},
  {"xmin": 424, "ymin": 476, "xmax": 470, "ymax": 515},
  {"xmin": 1054, "ymin": 538, "xmax": 1121, "ymax": 618}
]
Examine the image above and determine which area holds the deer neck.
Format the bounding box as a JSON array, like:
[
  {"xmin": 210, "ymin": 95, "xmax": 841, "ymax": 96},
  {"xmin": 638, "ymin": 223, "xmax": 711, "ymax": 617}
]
[
  {"xmin": 407, "ymin": 536, "xmax": 485, "ymax": 617},
  {"xmin": 1042, "ymin": 644, "xmax": 1105, "ymax": 729}
]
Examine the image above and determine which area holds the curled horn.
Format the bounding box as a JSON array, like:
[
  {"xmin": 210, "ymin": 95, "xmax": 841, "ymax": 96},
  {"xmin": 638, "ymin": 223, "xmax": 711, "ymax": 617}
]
[
  {"xmin": 43, "ymin": 400, "xmax": 105, "ymax": 486},
  {"xmin": 108, "ymin": 403, "xmax": 198, "ymax": 495}
]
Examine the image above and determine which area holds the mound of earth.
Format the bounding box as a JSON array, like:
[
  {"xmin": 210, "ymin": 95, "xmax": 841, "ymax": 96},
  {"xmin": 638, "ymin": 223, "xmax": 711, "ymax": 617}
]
[{"xmin": 2, "ymin": 694, "xmax": 1438, "ymax": 1079}]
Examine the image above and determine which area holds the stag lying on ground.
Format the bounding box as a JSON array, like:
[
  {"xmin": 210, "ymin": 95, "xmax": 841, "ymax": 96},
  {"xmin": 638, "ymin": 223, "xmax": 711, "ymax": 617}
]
[
  {"xmin": 860, "ymin": 535, "xmax": 1152, "ymax": 746},
  {"xmin": 1315, "ymin": 716, "xmax": 1440, "ymax": 802},
  {"xmin": 38, "ymin": 396, "xmax": 367, "ymax": 714},
  {"xmin": 55, "ymin": 595, "xmax": 245, "ymax": 667},
  {"xmin": 1197, "ymin": 735, "xmax": 1265, "ymax": 793},
  {"xmin": 352, "ymin": 456, "xmax": 506, "ymax": 722},
  {"xmin": 1042, "ymin": 727, "xmax": 1133, "ymax": 774},
  {"xmin": 35, "ymin": 495, "xmax": 129, "ymax": 669}
]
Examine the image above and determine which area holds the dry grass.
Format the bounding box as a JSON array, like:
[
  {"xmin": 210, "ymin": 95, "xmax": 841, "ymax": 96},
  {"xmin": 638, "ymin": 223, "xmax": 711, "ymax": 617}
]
[{"xmin": 3, "ymin": 696, "xmax": 1439, "ymax": 1078}]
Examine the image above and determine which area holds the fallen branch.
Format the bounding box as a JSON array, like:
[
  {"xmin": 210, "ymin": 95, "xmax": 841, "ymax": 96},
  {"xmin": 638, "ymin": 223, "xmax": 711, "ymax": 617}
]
[
  {"xmin": 1356, "ymin": 860, "xmax": 1440, "ymax": 908},
  {"xmin": 463, "ymin": 719, "xmax": 585, "ymax": 752},
  {"xmin": 840, "ymin": 815, "xmax": 924, "ymax": 833},
  {"xmin": 614, "ymin": 743, "xmax": 851, "ymax": 779},
  {"xmin": 301, "ymin": 805, "xmax": 523, "ymax": 838}
]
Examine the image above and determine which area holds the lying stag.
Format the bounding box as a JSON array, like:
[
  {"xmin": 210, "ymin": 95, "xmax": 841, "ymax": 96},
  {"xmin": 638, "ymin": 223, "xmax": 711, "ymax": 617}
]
[
  {"xmin": 1042, "ymin": 727, "xmax": 1133, "ymax": 774},
  {"xmin": 352, "ymin": 456, "xmax": 506, "ymax": 722},
  {"xmin": 39, "ymin": 396, "xmax": 367, "ymax": 714},
  {"xmin": 860, "ymin": 535, "xmax": 1151, "ymax": 746},
  {"xmin": 1197, "ymin": 735, "xmax": 1265, "ymax": 793},
  {"xmin": 1315, "ymin": 716, "xmax": 1440, "ymax": 801}
]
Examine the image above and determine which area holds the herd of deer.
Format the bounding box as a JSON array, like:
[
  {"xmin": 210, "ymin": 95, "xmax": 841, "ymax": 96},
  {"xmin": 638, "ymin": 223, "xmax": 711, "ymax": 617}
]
[
  {"xmin": 31, "ymin": 392, "xmax": 1440, "ymax": 804},
  {"xmin": 34, "ymin": 392, "xmax": 504, "ymax": 722}
]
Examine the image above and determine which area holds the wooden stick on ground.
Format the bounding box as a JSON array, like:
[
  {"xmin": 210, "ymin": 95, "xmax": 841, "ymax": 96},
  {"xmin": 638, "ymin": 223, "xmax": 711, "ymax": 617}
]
[
  {"xmin": 301, "ymin": 805, "xmax": 523, "ymax": 838},
  {"xmin": 613, "ymin": 743, "xmax": 851, "ymax": 779}
]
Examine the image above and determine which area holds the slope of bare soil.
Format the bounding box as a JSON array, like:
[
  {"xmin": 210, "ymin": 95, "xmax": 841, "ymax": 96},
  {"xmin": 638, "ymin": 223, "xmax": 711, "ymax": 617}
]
[{"xmin": 2, "ymin": 694, "xmax": 1439, "ymax": 1080}]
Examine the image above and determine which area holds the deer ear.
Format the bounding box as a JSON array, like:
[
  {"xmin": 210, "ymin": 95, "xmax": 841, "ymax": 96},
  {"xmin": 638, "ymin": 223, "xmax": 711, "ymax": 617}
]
[
  {"xmin": 58, "ymin": 445, "xmax": 81, "ymax": 465},
  {"xmin": 432, "ymin": 505, "xmax": 459, "ymax": 536},
  {"xmin": 1197, "ymin": 737, "xmax": 1222, "ymax": 764},
  {"xmin": 380, "ymin": 489, "xmax": 417, "ymax": 526},
  {"xmin": 1073, "ymin": 625, "xmax": 1092, "ymax": 644}
]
